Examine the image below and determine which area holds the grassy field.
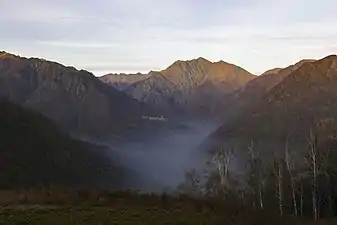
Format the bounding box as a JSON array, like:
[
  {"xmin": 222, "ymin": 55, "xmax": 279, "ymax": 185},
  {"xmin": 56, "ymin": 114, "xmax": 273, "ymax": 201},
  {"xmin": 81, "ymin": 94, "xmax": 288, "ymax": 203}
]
[
  {"xmin": 0, "ymin": 206, "xmax": 228, "ymax": 225},
  {"xmin": 0, "ymin": 189, "xmax": 336, "ymax": 225},
  {"xmin": 2, "ymin": 206, "xmax": 337, "ymax": 225}
]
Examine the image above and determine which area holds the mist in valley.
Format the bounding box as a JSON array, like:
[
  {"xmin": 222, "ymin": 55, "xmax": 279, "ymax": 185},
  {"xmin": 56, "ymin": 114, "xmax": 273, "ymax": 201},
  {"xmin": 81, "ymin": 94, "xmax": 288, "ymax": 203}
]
[{"xmin": 101, "ymin": 120, "xmax": 220, "ymax": 192}]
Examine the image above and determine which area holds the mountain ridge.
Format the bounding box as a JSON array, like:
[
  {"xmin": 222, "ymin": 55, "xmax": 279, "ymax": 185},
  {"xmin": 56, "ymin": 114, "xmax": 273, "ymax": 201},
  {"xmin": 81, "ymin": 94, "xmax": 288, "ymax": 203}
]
[
  {"xmin": 100, "ymin": 72, "xmax": 150, "ymax": 91},
  {"xmin": 203, "ymin": 54, "xmax": 337, "ymax": 155},
  {"xmin": 102, "ymin": 57, "xmax": 256, "ymax": 118},
  {"xmin": 230, "ymin": 58, "xmax": 318, "ymax": 108},
  {"xmin": 0, "ymin": 51, "xmax": 154, "ymax": 136}
]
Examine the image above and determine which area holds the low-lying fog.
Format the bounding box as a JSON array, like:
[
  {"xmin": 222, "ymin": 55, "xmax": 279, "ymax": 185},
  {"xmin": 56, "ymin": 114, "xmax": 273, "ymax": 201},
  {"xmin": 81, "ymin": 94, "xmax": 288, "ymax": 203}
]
[{"xmin": 103, "ymin": 120, "xmax": 219, "ymax": 192}]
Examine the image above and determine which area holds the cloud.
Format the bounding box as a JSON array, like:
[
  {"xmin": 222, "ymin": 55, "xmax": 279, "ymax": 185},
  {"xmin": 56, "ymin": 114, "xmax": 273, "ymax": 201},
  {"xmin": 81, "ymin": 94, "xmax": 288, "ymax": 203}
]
[
  {"xmin": 36, "ymin": 41, "xmax": 122, "ymax": 48},
  {"xmin": 0, "ymin": 0, "xmax": 82, "ymax": 23},
  {"xmin": 0, "ymin": 0, "xmax": 337, "ymax": 75}
]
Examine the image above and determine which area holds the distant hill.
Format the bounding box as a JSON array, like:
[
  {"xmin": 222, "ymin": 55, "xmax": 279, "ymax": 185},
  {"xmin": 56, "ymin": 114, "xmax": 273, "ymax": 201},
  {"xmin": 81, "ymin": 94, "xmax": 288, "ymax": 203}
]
[
  {"xmin": 99, "ymin": 73, "xmax": 150, "ymax": 91},
  {"xmin": 204, "ymin": 55, "xmax": 337, "ymax": 153},
  {"xmin": 0, "ymin": 51, "xmax": 153, "ymax": 136},
  {"xmin": 0, "ymin": 100, "xmax": 126, "ymax": 189},
  {"xmin": 104, "ymin": 57, "xmax": 255, "ymax": 117}
]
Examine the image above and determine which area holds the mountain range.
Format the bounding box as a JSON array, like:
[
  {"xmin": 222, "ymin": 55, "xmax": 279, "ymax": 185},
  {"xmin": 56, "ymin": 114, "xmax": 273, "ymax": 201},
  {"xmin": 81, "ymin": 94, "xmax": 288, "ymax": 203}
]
[
  {"xmin": 2, "ymin": 50, "xmax": 337, "ymax": 190},
  {"xmin": 101, "ymin": 57, "xmax": 255, "ymax": 118}
]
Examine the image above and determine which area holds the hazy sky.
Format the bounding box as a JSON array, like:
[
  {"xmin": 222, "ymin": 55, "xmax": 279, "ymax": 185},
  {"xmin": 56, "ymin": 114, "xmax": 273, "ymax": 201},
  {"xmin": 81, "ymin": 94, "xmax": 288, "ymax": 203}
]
[{"xmin": 1, "ymin": 0, "xmax": 337, "ymax": 75}]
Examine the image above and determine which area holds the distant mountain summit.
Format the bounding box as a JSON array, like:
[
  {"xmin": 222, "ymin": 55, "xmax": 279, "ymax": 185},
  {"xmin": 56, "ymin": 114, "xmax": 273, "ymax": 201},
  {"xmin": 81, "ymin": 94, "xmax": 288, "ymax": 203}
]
[
  {"xmin": 100, "ymin": 72, "xmax": 150, "ymax": 91},
  {"xmin": 101, "ymin": 57, "xmax": 255, "ymax": 118},
  {"xmin": 158, "ymin": 57, "xmax": 253, "ymax": 89},
  {"xmin": 260, "ymin": 68, "xmax": 283, "ymax": 76},
  {"xmin": 0, "ymin": 51, "xmax": 152, "ymax": 136}
]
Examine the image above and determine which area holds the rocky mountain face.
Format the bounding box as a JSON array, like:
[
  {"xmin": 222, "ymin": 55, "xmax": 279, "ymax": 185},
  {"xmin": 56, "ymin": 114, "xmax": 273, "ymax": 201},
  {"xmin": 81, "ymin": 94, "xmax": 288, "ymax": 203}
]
[
  {"xmin": 232, "ymin": 59, "xmax": 316, "ymax": 107},
  {"xmin": 204, "ymin": 55, "xmax": 337, "ymax": 154},
  {"xmin": 0, "ymin": 51, "xmax": 152, "ymax": 136},
  {"xmin": 213, "ymin": 59, "xmax": 318, "ymax": 125},
  {"xmin": 99, "ymin": 73, "xmax": 150, "ymax": 91},
  {"xmin": 114, "ymin": 57, "xmax": 255, "ymax": 117},
  {"xmin": 0, "ymin": 100, "xmax": 126, "ymax": 189}
]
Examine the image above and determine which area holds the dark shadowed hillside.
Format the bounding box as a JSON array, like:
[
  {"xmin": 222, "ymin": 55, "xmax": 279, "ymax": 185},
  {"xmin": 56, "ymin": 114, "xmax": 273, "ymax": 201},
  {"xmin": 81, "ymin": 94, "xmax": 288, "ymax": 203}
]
[
  {"xmin": 0, "ymin": 100, "xmax": 128, "ymax": 189},
  {"xmin": 0, "ymin": 51, "xmax": 153, "ymax": 136},
  {"xmin": 103, "ymin": 57, "xmax": 255, "ymax": 117}
]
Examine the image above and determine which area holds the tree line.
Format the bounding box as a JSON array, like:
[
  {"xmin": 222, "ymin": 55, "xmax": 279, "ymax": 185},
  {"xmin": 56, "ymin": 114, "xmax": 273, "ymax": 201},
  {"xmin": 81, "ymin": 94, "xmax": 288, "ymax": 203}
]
[{"xmin": 179, "ymin": 126, "xmax": 337, "ymax": 220}]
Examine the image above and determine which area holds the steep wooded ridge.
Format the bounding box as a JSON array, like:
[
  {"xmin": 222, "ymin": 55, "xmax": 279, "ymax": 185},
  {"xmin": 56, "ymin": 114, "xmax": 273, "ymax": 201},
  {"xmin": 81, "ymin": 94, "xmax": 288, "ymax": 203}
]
[
  {"xmin": 0, "ymin": 100, "xmax": 125, "ymax": 189},
  {"xmin": 101, "ymin": 57, "xmax": 255, "ymax": 117},
  {"xmin": 207, "ymin": 55, "xmax": 337, "ymax": 151},
  {"xmin": 0, "ymin": 51, "xmax": 152, "ymax": 136}
]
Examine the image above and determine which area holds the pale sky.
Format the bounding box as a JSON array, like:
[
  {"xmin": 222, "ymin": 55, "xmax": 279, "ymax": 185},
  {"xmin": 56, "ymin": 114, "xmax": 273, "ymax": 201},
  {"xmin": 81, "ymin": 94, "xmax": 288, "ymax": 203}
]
[{"xmin": 1, "ymin": 0, "xmax": 337, "ymax": 76}]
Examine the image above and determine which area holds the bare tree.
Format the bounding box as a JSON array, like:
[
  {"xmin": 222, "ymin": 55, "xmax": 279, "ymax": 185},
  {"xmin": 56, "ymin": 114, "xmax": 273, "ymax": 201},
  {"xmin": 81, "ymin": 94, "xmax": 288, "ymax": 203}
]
[
  {"xmin": 284, "ymin": 139, "xmax": 298, "ymax": 217},
  {"xmin": 317, "ymin": 137, "xmax": 337, "ymax": 215},
  {"xmin": 212, "ymin": 148, "xmax": 234, "ymax": 187},
  {"xmin": 304, "ymin": 127, "xmax": 337, "ymax": 219},
  {"xmin": 273, "ymin": 158, "xmax": 283, "ymax": 217},
  {"xmin": 306, "ymin": 128, "xmax": 319, "ymax": 220},
  {"xmin": 300, "ymin": 181, "xmax": 304, "ymax": 217},
  {"xmin": 206, "ymin": 147, "xmax": 235, "ymax": 197},
  {"xmin": 247, "ymin": 141, "xmax": 264, "ymax": 209}
]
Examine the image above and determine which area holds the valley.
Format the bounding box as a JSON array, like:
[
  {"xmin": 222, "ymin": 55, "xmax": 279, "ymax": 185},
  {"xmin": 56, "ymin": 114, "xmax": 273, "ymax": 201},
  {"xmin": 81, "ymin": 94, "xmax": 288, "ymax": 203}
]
[
  {"xmin": 1, "ymin": 50, "xmax": 337, "ymax": 224},
  {"xmin": 2, "ymin": 0, "xmax": 337, "ymax": 223},
  {"xmin": 102, "ymin": 120, "xmax": 219, "ymax": 192}
]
